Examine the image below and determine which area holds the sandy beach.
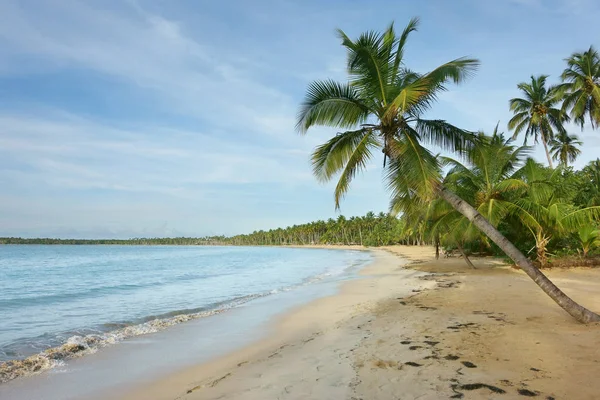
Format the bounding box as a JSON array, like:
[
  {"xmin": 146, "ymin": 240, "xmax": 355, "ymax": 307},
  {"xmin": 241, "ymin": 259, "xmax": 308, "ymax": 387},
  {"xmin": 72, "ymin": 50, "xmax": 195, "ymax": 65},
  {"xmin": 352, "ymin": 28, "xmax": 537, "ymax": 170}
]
[{"xmin": 116, "ymin": 246, "xmax": 600, "ymax": 400}]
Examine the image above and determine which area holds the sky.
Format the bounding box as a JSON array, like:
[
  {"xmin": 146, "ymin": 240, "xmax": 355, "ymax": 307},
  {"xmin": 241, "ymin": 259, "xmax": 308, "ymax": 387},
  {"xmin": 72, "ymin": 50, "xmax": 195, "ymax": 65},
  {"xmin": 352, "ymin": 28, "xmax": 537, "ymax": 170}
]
[{"xmin": 1, "ymin": 0, "xmax": 600, "ymax": 238}]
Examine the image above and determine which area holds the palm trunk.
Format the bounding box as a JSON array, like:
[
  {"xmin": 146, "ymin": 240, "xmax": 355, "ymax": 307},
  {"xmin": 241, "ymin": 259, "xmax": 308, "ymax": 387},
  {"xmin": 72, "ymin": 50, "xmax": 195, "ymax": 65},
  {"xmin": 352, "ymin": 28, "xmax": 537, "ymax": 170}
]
[
  {"xmin": 541, "ymin": 136, "xmax": 554, "ymax": 169},
  {"xmin": 435, "ymin": 233, "xmax": 440, "ymax": 260},
  {"xmin": 438, "ymin": 185, "xmax": 600, "ymax": 324},
  {"xmin": 456, "ymin": 241, "xmax": 476, "ymax": 269}
]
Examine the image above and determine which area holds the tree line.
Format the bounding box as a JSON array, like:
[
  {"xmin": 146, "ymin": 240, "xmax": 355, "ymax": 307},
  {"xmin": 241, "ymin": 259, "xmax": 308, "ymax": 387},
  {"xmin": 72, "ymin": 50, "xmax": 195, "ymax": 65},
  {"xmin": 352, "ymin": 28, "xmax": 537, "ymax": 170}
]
[{"xmin": 0, "ymin": 212, "xmax": 410, "ymax": 247}]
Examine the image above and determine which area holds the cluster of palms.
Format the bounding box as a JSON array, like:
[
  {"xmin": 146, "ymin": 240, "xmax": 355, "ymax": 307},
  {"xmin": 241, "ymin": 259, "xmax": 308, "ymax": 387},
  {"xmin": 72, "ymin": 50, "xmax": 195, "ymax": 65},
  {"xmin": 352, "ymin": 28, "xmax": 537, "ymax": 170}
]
[
  {"xmin": 415, "ymin": 129, "xmax": 600, "ymax": 267},
  {"xmin": 508, "ymin": 58, "xmax": 599, "ymax": 169},
  {"xmin": 297, "ymin": 18, "xmax": 600, "ymax": 323}
]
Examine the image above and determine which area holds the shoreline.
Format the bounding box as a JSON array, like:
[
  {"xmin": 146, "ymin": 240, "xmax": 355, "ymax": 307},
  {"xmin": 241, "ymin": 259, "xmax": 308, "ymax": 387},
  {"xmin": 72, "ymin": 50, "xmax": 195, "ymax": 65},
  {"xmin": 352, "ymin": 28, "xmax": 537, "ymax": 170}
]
[
  {"xmin": 0, "ymin": 246, "xmax": 371, "ymax": 387},
  {"xmin": 120, "ymin": 245, "xmax": 600, "ymax": 400},
  {"xmin": 117, "ymin": 246, "xmax": 435, "ymax": 400}
]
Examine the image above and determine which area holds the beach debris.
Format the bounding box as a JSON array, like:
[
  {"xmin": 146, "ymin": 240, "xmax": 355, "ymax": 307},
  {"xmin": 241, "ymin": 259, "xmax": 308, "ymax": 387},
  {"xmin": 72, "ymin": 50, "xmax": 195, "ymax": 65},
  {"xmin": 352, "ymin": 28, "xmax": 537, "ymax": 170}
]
[
  {"xmin": 453, "ymin": 383, "xmax": 506, "ymax": 394},
  {"xmin": 447, "ymin": 322, "xmax": 477, "ymax": 330},
  {"xmin": 461, "ymin": 361, "xmax": 477, "ymax": 368},
  {"xmin": 518, "ymin": 388, "xmax": 539, "ymax": 396},
  {"xmin": 209, "ymin": 373, "xmax": 231, "ymax": 388},
  {"xmin": 372, "ymin": 359, "xmax": 398, "ymax": 369},
  {"xmin": 404, "ymin": 361, "xmax": 422, "ymax": 367}
]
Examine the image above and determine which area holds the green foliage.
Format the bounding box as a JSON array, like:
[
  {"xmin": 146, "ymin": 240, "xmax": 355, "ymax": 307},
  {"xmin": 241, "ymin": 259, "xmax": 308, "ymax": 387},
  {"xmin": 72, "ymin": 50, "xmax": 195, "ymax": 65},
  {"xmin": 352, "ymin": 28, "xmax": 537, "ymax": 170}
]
[
  {"xmin": 577, "ymin": 225, "xmax": 600, "ymax": 257},
  {"xmin": 573, "ymin": 159, "xmax": 600, "ymax": 207},
  {"xmin": 428, "ymin": 128, "xmax": 531, "ymax": 250},
  {"xmin": 297, "ymin": 17, "xmax": 479, "ymax": 209},
  {"xmin": 558, "ymin": 46, "xmax": 600, "ymax": 129},
  {"xmin": 419, "ymin": 133, "xmax": 600, "ymax": 266},
  {"xmin": 227, "ymin": 212, "xmax": 409, "ymax": 246}
]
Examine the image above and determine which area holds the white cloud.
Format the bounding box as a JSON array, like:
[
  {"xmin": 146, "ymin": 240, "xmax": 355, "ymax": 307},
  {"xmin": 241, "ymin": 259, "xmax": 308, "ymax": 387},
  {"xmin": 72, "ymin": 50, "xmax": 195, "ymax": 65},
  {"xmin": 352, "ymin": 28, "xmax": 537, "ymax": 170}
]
[{"xmin": 0, "ymin": 112, "xmax": 317, "ymax": 195}]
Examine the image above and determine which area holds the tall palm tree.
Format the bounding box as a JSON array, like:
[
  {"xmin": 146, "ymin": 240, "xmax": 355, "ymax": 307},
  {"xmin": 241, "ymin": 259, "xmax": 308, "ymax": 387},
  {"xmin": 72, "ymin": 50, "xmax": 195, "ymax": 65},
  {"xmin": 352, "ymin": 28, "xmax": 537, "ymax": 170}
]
[
  {"xmin": 558, "ymin": 46, "xmax": 600, "ymax": 129},
  {"xmin": 297, "ymin": 19, "xmax": 600, "ymax": 323},
  {"xmin": 549, "ymin": 132, "xmax": 582, "ymax": 167},
  {"xmin": 508, "ymin": 75, "xmax": 567, "ymax": 168}
]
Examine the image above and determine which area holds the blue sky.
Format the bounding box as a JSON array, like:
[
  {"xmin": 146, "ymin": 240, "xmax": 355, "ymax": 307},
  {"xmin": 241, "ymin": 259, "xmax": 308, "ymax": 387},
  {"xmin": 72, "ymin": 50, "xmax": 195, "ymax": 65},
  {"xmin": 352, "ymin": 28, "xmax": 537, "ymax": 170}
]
[{"xmin": 1, "ymin": 0, "xmax": 599, "ymax": 238}]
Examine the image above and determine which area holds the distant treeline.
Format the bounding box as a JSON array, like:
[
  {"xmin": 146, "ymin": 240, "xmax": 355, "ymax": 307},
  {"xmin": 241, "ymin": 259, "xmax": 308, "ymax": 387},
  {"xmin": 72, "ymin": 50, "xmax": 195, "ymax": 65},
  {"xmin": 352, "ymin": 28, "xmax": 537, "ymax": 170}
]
[
  {"xmin": 0, "ymin": 237, "xmax": 222, "ymax": 245},
  {"xmin": 0, "ymin": 212, "xmax": 410, "ymax": 247}
]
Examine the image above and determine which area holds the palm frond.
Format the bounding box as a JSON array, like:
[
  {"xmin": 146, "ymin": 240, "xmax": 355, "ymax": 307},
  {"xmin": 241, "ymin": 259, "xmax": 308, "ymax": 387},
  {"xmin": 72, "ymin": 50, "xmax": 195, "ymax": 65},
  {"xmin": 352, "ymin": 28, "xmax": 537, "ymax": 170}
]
[
  {"xmin": 333, "ymin": 131, "xmax": 380, "ymax": 209},
  {"xmin": 311, "ymin": 128, "xmax": 380, "ymax": 182},
  {"xmin": 296, "ymin": 80, "xmax": 370, "ymax": 133}
]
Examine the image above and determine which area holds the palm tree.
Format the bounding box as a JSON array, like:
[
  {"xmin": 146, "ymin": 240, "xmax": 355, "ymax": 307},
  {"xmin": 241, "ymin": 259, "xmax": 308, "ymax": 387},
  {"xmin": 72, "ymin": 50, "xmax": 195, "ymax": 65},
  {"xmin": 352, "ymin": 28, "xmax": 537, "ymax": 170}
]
[
  {"xmin": 550, "ymin": 132, "xmax": 582, "ymax": 167},
  {"xmin": 297, "ymin": 19, "xmax": 600, "ymax": 323},
  {"xmin": 577, "ymin": 225, "xmax": 600, "ymax": 258},
  {"xmin": 508, "ymin": 75, "xmax": 568, "ymax": 168},
  {"xmin": 427, "ymin": 128, "xmax": 531, "ymax": 267},
  {"xmin": 558, "ymin": 46, "xmax": 600, "ymax": 129}
]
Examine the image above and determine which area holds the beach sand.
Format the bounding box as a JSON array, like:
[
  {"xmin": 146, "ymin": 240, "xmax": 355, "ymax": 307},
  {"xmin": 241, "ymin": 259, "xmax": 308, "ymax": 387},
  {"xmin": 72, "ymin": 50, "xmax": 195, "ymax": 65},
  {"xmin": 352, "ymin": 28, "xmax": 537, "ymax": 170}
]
[{"xmin": 120, "ymin": 246, "xmax": 600, "ymax": 400}]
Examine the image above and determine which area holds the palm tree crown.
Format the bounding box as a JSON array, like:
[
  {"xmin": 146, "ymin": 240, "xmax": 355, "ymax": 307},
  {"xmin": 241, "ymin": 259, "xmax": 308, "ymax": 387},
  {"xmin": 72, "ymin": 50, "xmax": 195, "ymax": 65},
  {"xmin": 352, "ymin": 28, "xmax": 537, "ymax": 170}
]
[
  {"xmin": 549, "ymin": 132, "xmax": 582, "ymax": 167},
  {"xmin": 508, "ymin": 75, "xmax": 568, "ymax": 168},
  {"xmin": 559, "ymin": 46, "xmax": 600, "ymax": 129},
  {"xmin": 441, "ymin": 128, "xmax": 530, "ymax": 227},
  {"xmin": 420, "ymin": 129, "xmax": 529, "ymax": 255},
  {"xmin": 296, "ymin": 17, "xmax": 479, "ymax": 208}
]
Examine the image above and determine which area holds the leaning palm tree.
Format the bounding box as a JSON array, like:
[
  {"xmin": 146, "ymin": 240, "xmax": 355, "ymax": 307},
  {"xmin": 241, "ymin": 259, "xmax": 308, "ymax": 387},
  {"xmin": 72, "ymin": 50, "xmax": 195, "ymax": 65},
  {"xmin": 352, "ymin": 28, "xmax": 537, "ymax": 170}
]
[
  {"xmin": 550, "ymin": 132, "xmax": 582, "ymax": 167},
  {"xmin": 508, "ymin": 75, "xmax": 568, "ymax": 168},
  {"xmin": 558, "ymin": 46, "xmax": 600, "ymax": 129},
  {"xmin": 297, "ymin": 18, "xmax": 600, "ymax": 323}
]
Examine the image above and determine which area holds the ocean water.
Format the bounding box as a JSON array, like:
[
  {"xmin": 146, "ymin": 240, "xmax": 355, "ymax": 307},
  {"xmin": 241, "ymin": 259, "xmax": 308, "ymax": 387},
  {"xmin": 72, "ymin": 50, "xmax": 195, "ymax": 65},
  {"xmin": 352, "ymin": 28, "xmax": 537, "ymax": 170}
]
[{"xmin": 0, "ymin": 245, "xmax": 370, "ymax": 376}]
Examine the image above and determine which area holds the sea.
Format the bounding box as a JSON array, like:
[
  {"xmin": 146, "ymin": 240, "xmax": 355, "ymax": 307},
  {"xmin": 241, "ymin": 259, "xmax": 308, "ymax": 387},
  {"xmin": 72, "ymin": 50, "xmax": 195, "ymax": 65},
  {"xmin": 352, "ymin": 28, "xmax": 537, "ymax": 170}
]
[{"xmin": 0, "ymin": 245, "xmax": 371, "ymax": 399}]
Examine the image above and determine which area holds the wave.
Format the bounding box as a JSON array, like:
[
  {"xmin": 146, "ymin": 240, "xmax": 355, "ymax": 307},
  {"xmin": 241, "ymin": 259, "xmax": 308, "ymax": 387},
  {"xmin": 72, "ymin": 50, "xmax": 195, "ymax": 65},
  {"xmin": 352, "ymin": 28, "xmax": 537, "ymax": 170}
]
[
  {"xmin": 0, "ymin": 293, "xmax": 266, "ymax": 384},
  {"xmin": 0, "ymin": 256, "xmax": 370, "ymax": 385}
]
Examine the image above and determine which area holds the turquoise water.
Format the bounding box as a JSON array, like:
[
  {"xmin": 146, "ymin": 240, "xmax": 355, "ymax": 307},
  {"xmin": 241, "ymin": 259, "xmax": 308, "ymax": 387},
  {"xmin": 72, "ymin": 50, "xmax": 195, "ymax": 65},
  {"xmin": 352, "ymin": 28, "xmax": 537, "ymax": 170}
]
[{"xmin": 0, "ymin": 245, "xmax": 370, "ymax": 364}]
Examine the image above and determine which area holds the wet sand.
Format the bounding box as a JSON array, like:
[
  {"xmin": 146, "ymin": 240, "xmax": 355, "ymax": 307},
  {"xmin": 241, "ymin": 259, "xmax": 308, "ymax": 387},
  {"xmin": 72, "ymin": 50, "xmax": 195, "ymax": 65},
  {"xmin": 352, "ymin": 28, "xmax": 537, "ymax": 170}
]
[{"xmin": 119, "ymin": 245, "xmax": 600, "ymax": 400}]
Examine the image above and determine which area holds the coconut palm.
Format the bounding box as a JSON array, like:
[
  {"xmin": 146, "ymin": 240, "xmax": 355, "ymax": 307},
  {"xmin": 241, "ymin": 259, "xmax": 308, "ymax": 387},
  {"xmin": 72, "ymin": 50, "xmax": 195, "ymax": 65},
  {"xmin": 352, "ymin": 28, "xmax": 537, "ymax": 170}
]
[
  {"xmin": 550, "ymin": 132, "xmax": 582, "ymax": 167},
  {"xmin": 508, "ymin": 75, "xmax": 568, "ymax": 168},
  {"xmin": 577, "ymin": 225, "xmax": 600, "ymax": 258},
  {"xmin": 297, "ymin": 19, "xmax": 600, "ymax": 323},
  {"xmin": 426, "ymin": 128, "xmax": 531, "ymax": 268},
  {"xmin": 558, "ymin": 46, "xmax": 600, "ymax": 129}
]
